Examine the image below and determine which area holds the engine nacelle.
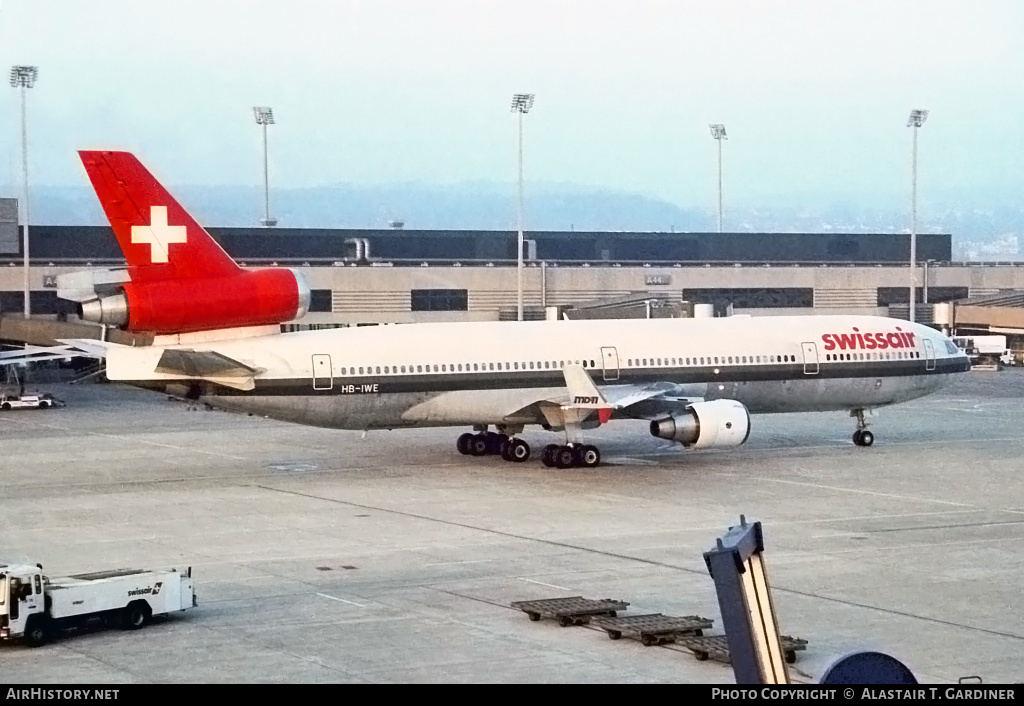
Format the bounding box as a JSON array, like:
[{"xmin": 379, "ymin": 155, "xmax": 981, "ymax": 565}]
[
  {"xmin": 78, "ymin": 268, "xmax": 310, "ymax": 334},
  {"xmin": 649, "ymin": 399, "xmax": 751, "ymax": 449}
]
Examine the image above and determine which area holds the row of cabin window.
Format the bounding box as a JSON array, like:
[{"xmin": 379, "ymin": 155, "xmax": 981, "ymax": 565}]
[
  {"xmin": 340, "ymin": 359, "xmax": 599, "ymax": 376},
  {"xmin": 626, "ymin": 354, "xmax": 797, "ymax": 366},
  {"xmin": 826, "ymin": 351, "xmax": 920, "ymax": 361}
]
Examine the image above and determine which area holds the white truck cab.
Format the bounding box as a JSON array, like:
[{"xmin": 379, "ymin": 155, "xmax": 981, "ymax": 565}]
[{"xmin": 0, "ymin": 561, "xmax": 196, "ymax": 646}]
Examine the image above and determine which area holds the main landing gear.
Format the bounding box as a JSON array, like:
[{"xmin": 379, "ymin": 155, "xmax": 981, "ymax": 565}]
[
  {"xmin": 457, "ymin": 431, "xmax": 531, "ymax": 463},
  {"xmin": 540, "ymin": 443, "xmax": 601, "ymax": 469},
  {"xmin": 851, "ymin": 409, "xmax": 875, "ymax": 447},
  {"xmin": 455, "ymin": 429, "xmax": 604, "ymax": 468}
]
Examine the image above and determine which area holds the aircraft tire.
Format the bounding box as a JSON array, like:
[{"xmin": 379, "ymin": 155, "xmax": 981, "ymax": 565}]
[
  {"xmin": 859, "ymin": 430, "xmax": 874, "ymax": 447},
  {"xmin": 579, "ymin": 445, "xmax": 601, "ymax": 468},
  {"xmin": 541, "ymin": 444, "xmax": 559, "ymax": 467},
  {"xmin": 555, "ymin": 445, "xmax": 576, "ymax": 469},
  {"xmin": 470, "ymin": 435, "xmax": 489, "ymax": 456},
  {"xmin": 485, "ymin": 432, "xmax": 506, "ymax": 455},
  {"xmin": 508, "ymin": 438, "xmax": 531, "ymax": 463},
  {"xmin": 457, "ymin": 433, "xmax": 474, "ymax": 455}
]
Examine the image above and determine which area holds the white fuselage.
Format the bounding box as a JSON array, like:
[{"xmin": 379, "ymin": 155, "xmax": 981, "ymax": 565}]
[{"xmin": 104, "ymin": 315, "xmax": 971, "ymax": 432}]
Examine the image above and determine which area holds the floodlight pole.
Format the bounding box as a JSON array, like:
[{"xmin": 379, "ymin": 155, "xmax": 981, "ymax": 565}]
[
  {"xmin": 253, "ymin": 106, "xmax": 277, "ymax": 227},
  {"xmin": 907, "ymin": 110, "xmax": 927, "ymax": 323},
  {"xmin": 717, "ymin": 137, "xmax": 723, "ymax": 233},
  {"xmin": 511, "ymin": 93, "xmax": 534, "ymax": 322},
  {"xmin": 517, "ymin": 109, "xmax": 525, "ymax": 321},
  {"xmin": 10, "ymin": 67, "xmax": 37, "ymax": 319},
  {"xmin": 262, "ymin": 120, "xmax": 271, "ymax": 225},
  {"xmin": 19, "ymin": 82, "xmax": 29, "ymax": 317},
  {"xmin": 710, "ymin": 124, "xmax": 727, "ymax": 233}
]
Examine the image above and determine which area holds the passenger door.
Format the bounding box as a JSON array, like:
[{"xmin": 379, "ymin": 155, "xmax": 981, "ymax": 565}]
[
  {"xmin": 924, "ymin": 339, "xmax": 936, "ymax": 371},
  {"xmin": 601, "ymin": 347, "xmax": 620, "ymax": 381},
  {"xmin": 312, "ymin": 354, "xmax": 333, "ymax": 390},
  {"xmin": 801, "ymin": 342, "xmax": 820, "ymax": 375}
]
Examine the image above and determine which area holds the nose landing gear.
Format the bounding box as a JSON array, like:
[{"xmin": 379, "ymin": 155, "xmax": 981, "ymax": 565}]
[{"xmin": 851, "ymin": 409, "xmax": 875, "ymax": 447}]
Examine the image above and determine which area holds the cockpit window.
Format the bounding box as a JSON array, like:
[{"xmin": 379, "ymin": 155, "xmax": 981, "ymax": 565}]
[{"xmin": 944, "ymin": 340, "xmax": 959, "ymax": 355}]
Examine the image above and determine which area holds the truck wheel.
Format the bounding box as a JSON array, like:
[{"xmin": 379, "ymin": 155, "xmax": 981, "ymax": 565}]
[
  {"xmin": 24, "ymin": 616, "xmax": 49, "ymax": 647},
  {"xmin": 122, "ymin": 601, "xmax": 151, "ymax": 630}
]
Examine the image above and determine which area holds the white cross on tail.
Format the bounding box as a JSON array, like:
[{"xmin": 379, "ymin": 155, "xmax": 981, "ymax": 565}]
[{"xmin": 131, "ymin": 206, "xmax": 187, "ymax": 263}]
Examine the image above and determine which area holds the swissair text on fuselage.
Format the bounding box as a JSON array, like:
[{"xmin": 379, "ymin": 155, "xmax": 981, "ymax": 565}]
[{"xmin": 822, "ymin": 327, "xmax": 916, "ymax": 352}]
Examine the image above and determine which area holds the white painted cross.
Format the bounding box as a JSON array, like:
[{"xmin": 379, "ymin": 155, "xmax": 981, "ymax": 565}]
[{"xmin": 131, "ymin": 205, "xmax": 187, "ymax": 264}]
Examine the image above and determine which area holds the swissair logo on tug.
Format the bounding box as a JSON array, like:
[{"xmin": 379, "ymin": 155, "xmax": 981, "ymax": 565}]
[
  {"xmin": 131, "ymin": 205, "xmax": 187, "ymax": 264},
  {"xmin": 822, "ymin": 327, "xmax": 917, "ymax": 351}
]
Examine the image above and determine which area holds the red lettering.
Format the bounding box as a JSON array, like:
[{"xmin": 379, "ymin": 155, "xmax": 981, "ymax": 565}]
[
  {"xmin": 905, "ymin": 332, "xmax": 916, "ymax": 347},
  {"xmin": 822, "ymin": 334, "xmax": 835, "ymax": 351},
  {"xmin": 836, "ymin": 333, "xmax": 857, "ymax": 350},
  {"xmin": 875, "ymin": 332, "xmax": 889, "ymax": 349},
  {"xmin": 886, "ymin": 333, "xmax": 903, "ymax": 348},
  {"xmin": 864, "ymin": 335, "xmax": 877, "ymax": 350}
]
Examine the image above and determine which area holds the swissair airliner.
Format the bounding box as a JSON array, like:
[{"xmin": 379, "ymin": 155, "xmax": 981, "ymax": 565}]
[{"xmin": 67, "ymin": 151, "xmax": 971, "ymax": 468}]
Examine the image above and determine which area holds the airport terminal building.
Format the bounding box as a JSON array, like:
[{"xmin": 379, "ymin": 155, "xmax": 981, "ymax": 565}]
[{"xmin": 2, "ymin": 223, "xmax": 1024, "ymax": 331}]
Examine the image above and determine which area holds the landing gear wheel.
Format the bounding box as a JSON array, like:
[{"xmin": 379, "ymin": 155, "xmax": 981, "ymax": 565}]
[
  {"xmin": 555, "ymin": 445, "xmax": 576, "ymax": 469},
  {"xmin": 507, "ymin": 438, "xmax": 531, "ymax": 463},
  {"xmin": 541, "ymin": 444, "xmax": 559, "ymax": 468},
  {"xmin": 857, "ymin": 430, "xmax": 874, "ymax": 447},
  {"xmin": 457, "ymin": 433, "xmax": 474, "ymax": 455},
  {"xmin": 852, "ymin": 430, "xmax": 863, "ymax": 446},
  {"xmin": 469, "ymin": 435, "xmax": 489, "ymax": 456},
  {"xmin": 578, "ymin": 444, "xmax": 601, "ymax": 468},
  {"xmin": 485, "ymin": 432, "xmax": 507, "ymax": 455},
  {"xmin": 499, "ymin": 438, "xmax": 513, "ymax": 460}
]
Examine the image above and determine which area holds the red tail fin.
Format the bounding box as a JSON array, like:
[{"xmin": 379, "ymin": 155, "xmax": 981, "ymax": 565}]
[{"xmin": 78, "ymin": 151, "xmax": 241, "ymax": 281}]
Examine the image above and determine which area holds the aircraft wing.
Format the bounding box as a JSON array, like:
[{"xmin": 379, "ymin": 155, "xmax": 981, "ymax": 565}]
[{"xmin": 505, "ymin": 366, "xmax": 706, "ymax": 428}]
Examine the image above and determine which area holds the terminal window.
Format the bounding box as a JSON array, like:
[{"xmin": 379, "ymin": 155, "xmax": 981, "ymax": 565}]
[
  {"xmin": 309, "ymin": 289, "xmax": 332, "ymax": 313},
  {"xmin": 683, "ymin": 288, "xmax": 813, "ymax": 309},
  {"xmin": 411, "ymin": 288, "xmax": 468, "ymax": 311},
  {"xmin": 876, "ymin": 286, "xmax": 968, "ymax": 305}
]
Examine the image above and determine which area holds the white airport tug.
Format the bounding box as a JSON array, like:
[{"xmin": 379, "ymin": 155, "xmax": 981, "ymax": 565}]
[{"xmin": 0, "ymin": 561, "xmax": 197, "ymax": 646}]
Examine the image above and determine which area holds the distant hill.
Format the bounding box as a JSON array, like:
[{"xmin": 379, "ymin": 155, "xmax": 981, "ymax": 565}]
[
  {"xmin": 4, "ymin": 182, "xmax": 1023, "ymax": 260},
  {"xmin": 3, "ymin": 182, "xmax": 710, "ymax": 232}
]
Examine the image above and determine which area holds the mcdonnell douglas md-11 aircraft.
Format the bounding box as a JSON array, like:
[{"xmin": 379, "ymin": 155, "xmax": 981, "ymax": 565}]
[{"xmin": 65, "ymin": 151, "xmax": 971, "ymax": 468}]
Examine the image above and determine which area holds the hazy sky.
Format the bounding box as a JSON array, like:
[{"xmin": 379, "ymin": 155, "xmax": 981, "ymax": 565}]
[{"xmin": 2, "ymin": 0, "xmax": 1023, "ymax": 210}]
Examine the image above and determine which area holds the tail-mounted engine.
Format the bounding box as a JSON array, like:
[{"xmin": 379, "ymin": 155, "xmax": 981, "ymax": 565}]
[
  {"xmin": 78, "ymin": 268, "xmax": 310, "ymax": 334},
  {"xmin": 650, "ymin": 399, "xmax": 751, "ymax": 449}
]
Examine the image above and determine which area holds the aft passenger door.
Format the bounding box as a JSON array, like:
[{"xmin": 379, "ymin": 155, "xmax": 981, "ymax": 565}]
[
  {"xmin": 923, "ymin": 339, "xmax": 936, "ymax": 371},
  {"xmin": 601, "ymin": 347, "xmax": 620, "ymax": 381},
  {"xmin": 312, "ymin": 354, "xmax": 333, "ymax": 390},
  {"xmin": 801, "ymin": 342, "xmax": 819, "ymax": 375}
]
